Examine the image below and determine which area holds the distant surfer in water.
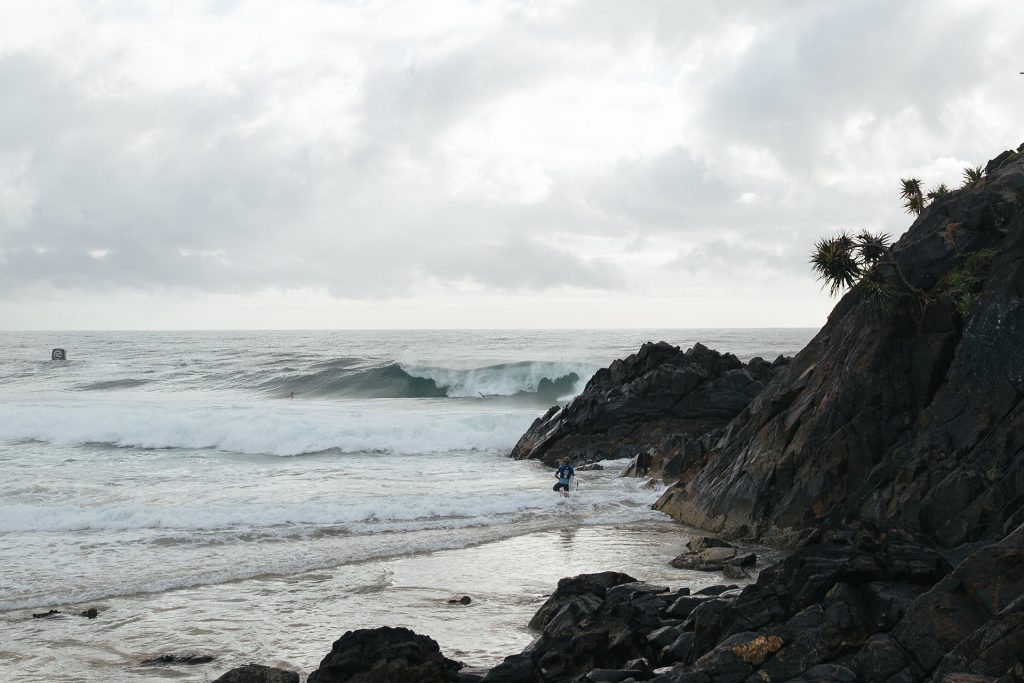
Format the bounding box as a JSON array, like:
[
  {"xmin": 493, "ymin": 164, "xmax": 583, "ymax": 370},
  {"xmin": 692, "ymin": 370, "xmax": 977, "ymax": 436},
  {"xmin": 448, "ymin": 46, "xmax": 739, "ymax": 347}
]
[
  {"xmin": 288, "ymin": 391, "xmax": 295, "ymax": 400},
  {"xmin": 553, "ymin": 459, "xmax": 575, "ymax": 496}
]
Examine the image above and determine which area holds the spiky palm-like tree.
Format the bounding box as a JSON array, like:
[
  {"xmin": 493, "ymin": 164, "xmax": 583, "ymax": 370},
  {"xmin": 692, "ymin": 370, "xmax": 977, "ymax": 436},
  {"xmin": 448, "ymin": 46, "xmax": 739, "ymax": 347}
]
[
  {"xmin": 854, "ymin": 229, "xmax": 892, "ymax": 264},
  {"xmin": 900, "ymin": 177, "xmax": 925, "ymax": 215},
  {"xmin": 811, "ymin": 230, "xmax": 920, "ymax": 316},
  {"xmin": 926, "ymin": 183, "xmax": 950, "ymax": 201},
  {"xmin": 810, "ymin": 231, "xmax": 860, "ymax": 296},
  {"xmin": 856, "ymin": 262, "xmax": 901, "ymax": 316},
  {"xmin": 961, "ymin": 166, "xmax": 984, "ymax": 188}
]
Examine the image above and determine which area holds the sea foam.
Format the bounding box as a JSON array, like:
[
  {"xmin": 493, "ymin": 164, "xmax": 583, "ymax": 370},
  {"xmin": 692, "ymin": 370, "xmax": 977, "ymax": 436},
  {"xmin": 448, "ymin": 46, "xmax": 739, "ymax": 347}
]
[{"xmin": 0, "ymin": 402, "xmax": 535, "ymax": 456}]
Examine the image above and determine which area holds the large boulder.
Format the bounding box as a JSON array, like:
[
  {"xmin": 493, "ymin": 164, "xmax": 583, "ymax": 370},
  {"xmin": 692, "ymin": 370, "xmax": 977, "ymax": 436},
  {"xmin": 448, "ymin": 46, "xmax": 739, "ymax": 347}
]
[
  {"xmin": 305, "ymin": 627, "xmax": 462, "ymax": 683},
  {"xmin": 511, "ymin": 342, "xmax": 789, "ymax": 466},
  {"xmin": 528, "ymin": 571, "xmax": 638, "ymax": 631},
  {"xmin": 522, "ymin": 573, "xmax": 689, "ymax": 680},
  {"xmin": 655, "ymin": 147, "xmax": 1024, "ymax": 548}
]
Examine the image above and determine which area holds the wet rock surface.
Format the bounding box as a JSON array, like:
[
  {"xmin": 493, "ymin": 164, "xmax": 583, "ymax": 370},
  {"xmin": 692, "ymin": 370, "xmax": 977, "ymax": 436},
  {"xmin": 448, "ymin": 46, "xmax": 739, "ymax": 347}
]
[
  {"xmin": 501, "ymin": 526, "xmax": 1020, "ymax": 681},
  {"xmin": 655, "ymin": 150, "xmax": 1024, "ymax": 549},
  {"xmin": 510, "ymin": 342, "xmax": 789, "ymax": 467}
]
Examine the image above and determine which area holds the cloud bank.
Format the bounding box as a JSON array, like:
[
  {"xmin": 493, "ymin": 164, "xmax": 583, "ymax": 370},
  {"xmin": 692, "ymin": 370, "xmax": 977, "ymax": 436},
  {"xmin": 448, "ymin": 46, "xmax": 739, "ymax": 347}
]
[{"xmin": 1, "ymin": 0, "xmax": 1021, "ymax": 328}]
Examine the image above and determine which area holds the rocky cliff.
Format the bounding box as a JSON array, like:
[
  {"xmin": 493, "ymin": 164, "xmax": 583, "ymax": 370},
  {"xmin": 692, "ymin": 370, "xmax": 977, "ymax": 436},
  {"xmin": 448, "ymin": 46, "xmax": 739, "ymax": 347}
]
[
  {"xmin": 510, "ymin": 342, "xmax": 789, "ymax": 467},
  {"xmin": 655, "ymin": 146, "xmax": 1024, "ymax": 549}
]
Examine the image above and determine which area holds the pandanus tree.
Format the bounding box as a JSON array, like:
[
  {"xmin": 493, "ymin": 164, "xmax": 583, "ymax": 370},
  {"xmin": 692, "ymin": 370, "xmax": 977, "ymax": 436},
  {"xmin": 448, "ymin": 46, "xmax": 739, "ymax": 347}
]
[
  {"xmin": 926, "ymin": 183, "xmax": 951, "ymax": 201},
  {"xmin": 902, "ymin": 175, "xmax": 973, "ymax": 215},
  {"xmin": 810, "ymin": 230, "xmax": 921, "ymax": 315},
  {"xmin": 961, "ymin": 166, "xmax": 984, "ymax": 188},
  {"xmin": 900, "ymin": 178, "xmax": 925, "ymax": 215}
]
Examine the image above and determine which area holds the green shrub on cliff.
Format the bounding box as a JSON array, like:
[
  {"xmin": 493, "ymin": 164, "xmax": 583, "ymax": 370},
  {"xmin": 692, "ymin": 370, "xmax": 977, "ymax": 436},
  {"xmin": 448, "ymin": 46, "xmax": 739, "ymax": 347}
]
[{"xmin": 938, "ymin": 248, "xmax": 997, "ymax": 318}]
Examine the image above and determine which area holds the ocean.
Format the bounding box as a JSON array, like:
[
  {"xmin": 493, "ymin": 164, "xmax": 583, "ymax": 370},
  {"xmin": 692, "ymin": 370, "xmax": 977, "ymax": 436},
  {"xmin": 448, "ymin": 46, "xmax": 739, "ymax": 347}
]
[{"xmin": 0, "ymin": 329, "xmax": 814, "ymax": 681}]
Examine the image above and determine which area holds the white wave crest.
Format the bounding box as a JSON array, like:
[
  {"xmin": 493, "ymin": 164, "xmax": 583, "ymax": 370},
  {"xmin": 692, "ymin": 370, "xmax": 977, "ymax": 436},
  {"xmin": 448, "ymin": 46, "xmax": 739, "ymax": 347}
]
[
  {"xmin": 0, "ymin": 402, "xmax": 535, "ymax": 456},
  {"xmin": 400, "ymin": 361, "xmax": 596, "ymax": 398}
]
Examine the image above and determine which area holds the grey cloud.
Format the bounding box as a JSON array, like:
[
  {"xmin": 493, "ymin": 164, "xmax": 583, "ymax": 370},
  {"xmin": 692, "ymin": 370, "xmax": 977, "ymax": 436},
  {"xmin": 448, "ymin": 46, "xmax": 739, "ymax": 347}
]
[
  {"xmin": 0, "ymin": 49, "xmax": 616, "ymax": 298},
  {"xmin": 699, "ymin": 0, "xmax": 1009, "ymax": 165},
  {"xmin": 1, "ymin": 1, "xmax": 1022, "ymax": 307},
  {"xmin": 419, "ymin": 235, "xmax": 619, "ymax": 291},
  {"xmin": 666, "ymin": 238, "xmax": 809, "ymax": 277}
]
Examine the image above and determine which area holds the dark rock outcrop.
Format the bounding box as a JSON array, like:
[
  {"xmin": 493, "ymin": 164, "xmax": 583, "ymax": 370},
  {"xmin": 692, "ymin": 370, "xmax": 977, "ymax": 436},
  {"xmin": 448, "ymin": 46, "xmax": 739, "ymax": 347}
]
[
  {"xmin": 212, "ymin": 664, "xmax": 300, "ymax": 683},
  {"xmin": 655, "ymin": 149, "xmax": 1024, "ymax": 549},
  {"xmin": 523, "ymin": 573, "xmax": 686, "ymax": 680},
  {"xmin": 504, "ymin": 525, "xmax": 1021, "ymax": 682},
  {"xmin": 305, "ymin": 627, "xmax": 462, "ymax": 683},
  {"xmin": 511, "ymin": 342, "xmax": 789, "ymax": 466},
  {"xmin": 479, "ymin": 653, "xmax": 543, "ymax": 683}
]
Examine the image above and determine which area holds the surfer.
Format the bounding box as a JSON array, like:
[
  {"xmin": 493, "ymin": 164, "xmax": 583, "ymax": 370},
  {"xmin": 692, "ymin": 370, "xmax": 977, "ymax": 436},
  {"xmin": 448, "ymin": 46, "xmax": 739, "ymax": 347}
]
[
  {"xmin": 552, "ymin": 458, "xmax": 575, "ymax": 496},
  {"xmin": 288, "ymin": 391, "xmax": 295, "ymax": 400}
]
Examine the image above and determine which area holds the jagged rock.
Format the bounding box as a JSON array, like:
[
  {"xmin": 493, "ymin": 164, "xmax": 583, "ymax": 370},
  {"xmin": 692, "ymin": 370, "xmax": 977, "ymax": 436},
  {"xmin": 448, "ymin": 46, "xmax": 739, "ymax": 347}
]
[
  {"xmin": 861, "ymin": 523, "xmax": 1024, "ymax": 677},
  {"xmin": 621, "ymin": 430, "xmax": 724, "ymax": 485},
  {"xmin": 669, "ymin": 547, "xmax": 737, "ymax": 571},
  {"xmin": 305, "ymin": 627, "xmax": 462, "ymax": 683},
  {"xmin": 479, "ymin": 653, "xmax": 541, "ymax": 683},
  {"xmin": 666, "ymin": 595, "xmax": 712, "ymax": 619},
  {"xmin": 212, "ymin": 664, "xmax": 300, "ymax": 683},
  {"xmin": 504, "ymin": 522, "xmax": 1024, "ymax": 680},
  {"xmin": 721, "ymin": 565, "xmax": 750, "ymax": 581},
  {"xmin": 728, "ymin": 553, "xmax": 756, "ymax": 567},
  {"xmin": 930, "ymin": 596, "xmax": 1024, "ymax": 682},
  {"xmin": 655, "ymin": 148, "xmax": 1024, "ymax": 549},
  {"xmin": 685, "ymin": 537, "xmax": 734, "ymax": 553},
  {"xmin": 694, "ymin": 585, "xmax": 739, "ymax": 596},
  {"xmin": 529, "ymin": 572, "xmax": 637, "ymax": 631},
  {"xmin": 523, "ymin": 574, "xmax": 676, "ymax": 679},
  {"xmin": 510, "ymin": 342, "xmax": 789, "ymax": 466}
]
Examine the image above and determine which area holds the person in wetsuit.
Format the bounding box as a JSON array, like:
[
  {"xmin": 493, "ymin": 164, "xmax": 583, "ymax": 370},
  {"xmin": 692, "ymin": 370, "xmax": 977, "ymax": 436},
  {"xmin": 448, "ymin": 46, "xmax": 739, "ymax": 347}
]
[{"xmin": 553, "ymin": 459, "xmax": 574, "ymax": 495}]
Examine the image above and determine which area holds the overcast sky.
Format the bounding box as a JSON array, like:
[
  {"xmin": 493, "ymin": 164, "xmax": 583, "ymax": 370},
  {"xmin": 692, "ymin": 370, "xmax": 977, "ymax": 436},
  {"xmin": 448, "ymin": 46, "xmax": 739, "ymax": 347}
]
[{"xmin": 1, "ymin": 0, "xmax": 1022, "ymax": 330}]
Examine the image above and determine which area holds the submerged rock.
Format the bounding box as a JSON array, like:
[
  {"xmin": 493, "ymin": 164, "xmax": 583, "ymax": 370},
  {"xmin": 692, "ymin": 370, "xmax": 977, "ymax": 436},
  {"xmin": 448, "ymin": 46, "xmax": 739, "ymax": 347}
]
[
  {"xmin": 31, "ymin": 609, "xmax": 61, "ymax": 619},
  {"xmin": 305, "ymin": 626, "xmax": 462, "ymax": 683},
  {"xmin": 511, "ymin": 342, "xmax": 789, "ymax": 466},
  {"xmin": 141, "ymin": 652, "xmax": 216, "ymax": 665}
]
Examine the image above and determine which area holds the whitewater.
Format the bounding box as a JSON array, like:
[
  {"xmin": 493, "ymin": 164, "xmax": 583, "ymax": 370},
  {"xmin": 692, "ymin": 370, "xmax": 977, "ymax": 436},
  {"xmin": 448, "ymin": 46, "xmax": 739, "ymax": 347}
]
[{"xmin": 0, "ymin": 329, "xmax": 813, "ymax": 681}]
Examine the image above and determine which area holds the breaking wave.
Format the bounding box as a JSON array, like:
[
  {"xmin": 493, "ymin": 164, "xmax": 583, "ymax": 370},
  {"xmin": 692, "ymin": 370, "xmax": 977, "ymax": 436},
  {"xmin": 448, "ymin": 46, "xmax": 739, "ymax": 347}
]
[{"xmin": 256, "ymin": 360, "xmax": 592, "ymax": 401}]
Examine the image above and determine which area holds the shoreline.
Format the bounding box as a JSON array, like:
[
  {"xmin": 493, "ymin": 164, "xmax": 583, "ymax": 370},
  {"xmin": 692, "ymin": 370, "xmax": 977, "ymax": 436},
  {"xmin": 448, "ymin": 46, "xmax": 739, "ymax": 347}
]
[{"xmin": 4, "ymin": 521, "xmax": 782, "ymax": 681}]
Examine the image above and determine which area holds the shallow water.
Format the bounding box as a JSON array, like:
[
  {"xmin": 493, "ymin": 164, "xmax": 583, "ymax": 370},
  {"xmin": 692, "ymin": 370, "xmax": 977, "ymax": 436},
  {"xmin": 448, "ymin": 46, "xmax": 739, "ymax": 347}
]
[{"xmin": 0, "ymin": 329, "xmax": 813, "ymax": 681}]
